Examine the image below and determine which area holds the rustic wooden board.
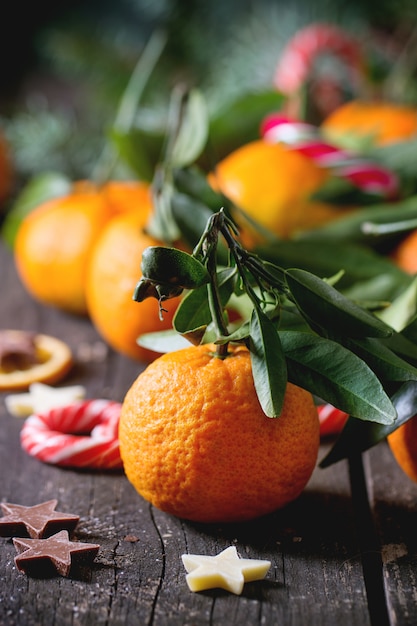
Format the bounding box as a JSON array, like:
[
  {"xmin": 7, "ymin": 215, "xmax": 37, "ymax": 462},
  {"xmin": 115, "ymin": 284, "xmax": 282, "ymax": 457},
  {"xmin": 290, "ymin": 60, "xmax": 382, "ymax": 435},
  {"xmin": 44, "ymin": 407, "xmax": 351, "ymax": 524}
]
[
  {"xmin": 366, "ymin": 442, "xmax": 417, "ymax": 626},
  {"xmin": 0, "ymin": 240, "xmax": 375, "ymax": 624}
]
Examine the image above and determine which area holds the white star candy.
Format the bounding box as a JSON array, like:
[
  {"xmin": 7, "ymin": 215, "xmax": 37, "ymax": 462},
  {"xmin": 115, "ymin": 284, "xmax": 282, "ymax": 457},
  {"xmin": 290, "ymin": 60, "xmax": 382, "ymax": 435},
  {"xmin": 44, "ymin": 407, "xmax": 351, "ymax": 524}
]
[
  {"xmin": 5, "ymin": 382, "xmax": 86, "ymax": 417},
  {"xmin": 181, "ymin": 546, "xmax": 271, "ymax": 595}
]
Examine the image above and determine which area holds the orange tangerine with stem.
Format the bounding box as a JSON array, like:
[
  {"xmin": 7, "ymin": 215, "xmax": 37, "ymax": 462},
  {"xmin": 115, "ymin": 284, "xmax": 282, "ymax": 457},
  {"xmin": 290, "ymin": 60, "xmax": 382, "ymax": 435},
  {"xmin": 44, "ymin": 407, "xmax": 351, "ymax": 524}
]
[{"xmin": 119, "ymin": 342, "xmax": 320, "ymax": 523}]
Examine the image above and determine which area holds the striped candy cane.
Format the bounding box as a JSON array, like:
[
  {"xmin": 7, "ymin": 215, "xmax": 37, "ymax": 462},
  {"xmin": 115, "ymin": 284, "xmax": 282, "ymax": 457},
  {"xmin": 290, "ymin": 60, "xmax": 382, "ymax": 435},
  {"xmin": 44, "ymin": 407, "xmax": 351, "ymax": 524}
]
[
  {"xmin": 317, "ymin": 404, "xmax": 349, "ymax": 437},
  {"xmin": 261, "ymin": 114, "xmax": 399, "ymax": 199},
  {"xmin": 274, "ymin": 22, "xmax": 365, "ymax": 96},
  {"xmin": 20, "ymin": 399, "xmax": 123, "ymax": 469}
]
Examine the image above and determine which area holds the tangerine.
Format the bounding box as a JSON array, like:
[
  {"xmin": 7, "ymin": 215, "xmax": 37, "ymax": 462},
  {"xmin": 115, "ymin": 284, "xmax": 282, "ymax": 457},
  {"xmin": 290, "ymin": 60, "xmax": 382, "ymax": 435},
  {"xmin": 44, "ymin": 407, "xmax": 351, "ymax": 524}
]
[
  {"xmin": 322, "ymin": 100, "xmax": 417, "ymax": 147},
  {"xmin": 208, "ymin": 139, "xmax": 352, "ymax": 241},
  {"xmin": 85, "ymin": 208, "xmax": 181, "ymax": 362},
  {"xmin": 14, "ymin": 180, "xmax": 149, "ymax": 315},
  {"xmin": 387, "ymin": 415, "xmax": 417, "ymax": 483},
  {"xmin": 119, "ymin": 342, "xmax": 320, "ymax": 523}
]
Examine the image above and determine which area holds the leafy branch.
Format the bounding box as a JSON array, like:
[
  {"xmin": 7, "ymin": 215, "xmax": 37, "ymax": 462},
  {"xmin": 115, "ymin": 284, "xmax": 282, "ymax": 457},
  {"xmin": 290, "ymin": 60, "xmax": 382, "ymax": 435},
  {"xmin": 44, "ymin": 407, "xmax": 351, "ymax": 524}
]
[{"xmin": 134, "ymin": 208, "xmax": 417, "ymax": 460}]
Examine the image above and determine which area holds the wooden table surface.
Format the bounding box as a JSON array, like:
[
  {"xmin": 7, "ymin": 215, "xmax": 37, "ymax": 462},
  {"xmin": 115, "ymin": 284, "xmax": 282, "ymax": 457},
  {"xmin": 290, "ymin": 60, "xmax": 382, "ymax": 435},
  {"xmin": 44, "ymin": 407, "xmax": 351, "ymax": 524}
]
[{"xmin": 1, "ymin": 238, "xmax": 417, "ymax": 626}]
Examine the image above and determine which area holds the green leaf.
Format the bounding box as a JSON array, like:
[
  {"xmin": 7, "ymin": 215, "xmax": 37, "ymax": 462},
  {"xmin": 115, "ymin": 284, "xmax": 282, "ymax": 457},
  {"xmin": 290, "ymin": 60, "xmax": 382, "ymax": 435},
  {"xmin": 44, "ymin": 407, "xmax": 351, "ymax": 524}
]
[
  {"xmin": 141, "ymin": 246, "xmax": 210, "ymax": 288},
  {"xmin": 285, "ymin": 268, "xmax": 393, "ymax": 339},
  {"xmin": 342, "ymin": 272, "xmax": 412, "ymax": 307},
  {"xmin": 381, "ymin": 328, "xmax": 417, "ymax": 367},
  {"xmin": 209, "ymin": 90, "xmax": 284, "ymax": 156},
  {"xmin": 345, "ymin": 336, "xmax": 417, "ymax": 384},
  {"xmin": 256, "ymin": 240, "xmax": 410, "ymax": 298},
  {"xmin": 173, "ymin": 166, "xmax": 227, "ymax": 210},
  {"xmin": 170, "ymin": 190, "xmax": 216, "ymax": 249},
  {"xmin": 370, "ymin": 139, "xmax": 417, "ymax": 182},
  {"xmin": 174, "ymin": 285, "xmax": 210, "ymax": 333},
  {"xmin": 173, "ymin": 268, "xmax": 236, "ymax": 333},
  {"xmin": 249, "ymin": 308, "xmax": 287, "ymax": 417},
  {"xmin": 279, "ymin": 331, "xmax": 397, "ymax": 425},
  {"xmin": 147, "ymin": 177, "xmax": 182, "ymax": 242},
  {"xmin": 320, "ymin": 380, "xmax": 417, "ymax": 468},
  {"xmin": 376, "ymin": 276, "xmax": 417, "ymax": 332},
  {"xmin": 170, "ymin": 89, "xmax": 209, "ymax": 168},
  {"xmin": 137, "ymin": 329, "xmax": 191, "ymax": 353},
  {"xmin": 401, "ymin": 313, "xmax": 417, "ymax": 346},
  {"xmin": 312, "ymin": 175, "xmax": 382, "ymax": 206},
  {"xmin": 110, "ymin": 127, "xmax": 159, "ymax": 181},
  {"xmin": 295, "ymin": 195, "xmax": 417, "ymax": 245},
  {"xmin": 1, "ymin": 172, "xmax": 71, "ymax": 247}
]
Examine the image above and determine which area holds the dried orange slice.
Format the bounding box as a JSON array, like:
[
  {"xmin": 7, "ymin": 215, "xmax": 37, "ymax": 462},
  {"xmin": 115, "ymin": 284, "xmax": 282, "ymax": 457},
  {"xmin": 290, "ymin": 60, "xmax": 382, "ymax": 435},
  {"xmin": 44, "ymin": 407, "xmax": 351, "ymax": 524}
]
[{"xmin": 0, "ymin": 331, "xmax": 73, "ymax": 391}]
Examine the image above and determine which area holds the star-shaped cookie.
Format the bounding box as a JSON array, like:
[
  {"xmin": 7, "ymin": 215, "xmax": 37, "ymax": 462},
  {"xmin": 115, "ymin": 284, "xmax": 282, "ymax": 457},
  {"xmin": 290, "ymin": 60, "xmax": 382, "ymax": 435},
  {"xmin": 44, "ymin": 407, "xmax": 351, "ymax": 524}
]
[
  {"xmin": 5, "ymin": 382, "xmax": 86, "ymax": 417},
  {"xmin": 0, "ymin": 500, "xmax": 79, "ymax": 538},
  {"xmin": 181, "ymin": 546, "xmax": 271, "ymax": 594},
  {"xmin": 13, "ymin": 530, "xmax": 100, "ymax": 577}
]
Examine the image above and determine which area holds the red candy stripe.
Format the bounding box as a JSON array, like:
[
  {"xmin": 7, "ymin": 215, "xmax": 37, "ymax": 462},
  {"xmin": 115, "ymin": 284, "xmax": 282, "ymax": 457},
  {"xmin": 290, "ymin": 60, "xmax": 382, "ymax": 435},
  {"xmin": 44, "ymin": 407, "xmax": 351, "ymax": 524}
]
[
  {"xmin": 317, "ymin": 404, "xmax": 349, "ymax": 437},
  {"xmin": 274, "ymin": 23, "xmax": 364, "ymax": 95},
  {"xmin": 20, "ymin": 400, "xmax": 123, "ymax": 470},
  {"xmin": 261, "ymin": 114, "xmax": 399, "ymax": 199}
]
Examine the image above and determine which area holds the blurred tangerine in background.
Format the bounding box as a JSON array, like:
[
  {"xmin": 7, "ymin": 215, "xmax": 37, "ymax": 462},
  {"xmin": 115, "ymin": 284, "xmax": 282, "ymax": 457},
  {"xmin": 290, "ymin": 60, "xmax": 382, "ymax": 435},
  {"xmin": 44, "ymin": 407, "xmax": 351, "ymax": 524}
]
[
  {"xmin": 14, "ymin": 181, "xmax": 114, "ymax": 315},
  {"xmin": 388, "ymin": 415, "xmax": 417, "ymax": 483},
  {"xmin": 14, "ymin": 179, "xmax": 180, "ymax": 361},
  {"xmin": 85, "ymin": 193, "xmax": 181, "ymax": 362},
  {"xmin": 14, "ymin": 180, "xmax": 146, "ymax": 315},
  {"xmin": 321, "ymin": 101, "xmax": 417, "ymax": 148},
  {"xmin": 208, "ymin": 139, "xmax": 353, "ymax": 242}
]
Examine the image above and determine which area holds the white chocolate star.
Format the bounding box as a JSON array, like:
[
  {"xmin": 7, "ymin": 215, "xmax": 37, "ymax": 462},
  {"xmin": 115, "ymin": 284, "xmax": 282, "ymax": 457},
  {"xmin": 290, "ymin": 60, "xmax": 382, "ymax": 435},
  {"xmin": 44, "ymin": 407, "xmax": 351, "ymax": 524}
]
[
  {"xmin": 5, "ymin": 382, "xmax": 86, "ymax": 417},
  {"xmin": 181, "ymin": 546, "xmax": 271, "ymax": 595}
]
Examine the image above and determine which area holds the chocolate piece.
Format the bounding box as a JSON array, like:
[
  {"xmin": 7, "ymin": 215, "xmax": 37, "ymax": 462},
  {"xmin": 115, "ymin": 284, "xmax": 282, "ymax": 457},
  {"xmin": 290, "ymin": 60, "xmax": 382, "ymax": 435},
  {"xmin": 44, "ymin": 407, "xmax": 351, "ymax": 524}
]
[
  {"xmin": 0, "ymin": 500, "xmax": 79, "ymax": 538},
  {"xmin": 13, "ymin": 530, "xmax": 100, "ymax": 577},
  {"xmin": 0, "ymin": 331, "xmax": 38, "ymax": 370}
]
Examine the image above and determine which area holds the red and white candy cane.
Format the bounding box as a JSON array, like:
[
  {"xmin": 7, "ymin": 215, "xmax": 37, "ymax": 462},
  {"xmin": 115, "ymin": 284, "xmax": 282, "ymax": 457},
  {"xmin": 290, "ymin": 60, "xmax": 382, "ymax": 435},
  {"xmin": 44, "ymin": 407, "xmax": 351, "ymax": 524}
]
[
  {"xmin": 274, "ymin": 22, "xmax": 365, "ymax": 96},
  {"xmin": 20, "ymin": 399, "xmax": 123, "ymax": 470},
  {"xmin": 261, "ymin": 114, "xmax": 399, "ymax": 199},
  {"xmin": 317, "ymin": 404, "xmax": 349, "ymax": 437}
]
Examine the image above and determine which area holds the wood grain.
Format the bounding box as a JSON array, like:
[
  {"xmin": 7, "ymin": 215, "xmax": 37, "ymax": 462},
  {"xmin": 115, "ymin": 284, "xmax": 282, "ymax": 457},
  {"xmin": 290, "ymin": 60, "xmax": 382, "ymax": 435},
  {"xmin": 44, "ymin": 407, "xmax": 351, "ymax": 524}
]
[{"xmin": 0, "ymin": 238, "xmax": 411, "ymax": 625}]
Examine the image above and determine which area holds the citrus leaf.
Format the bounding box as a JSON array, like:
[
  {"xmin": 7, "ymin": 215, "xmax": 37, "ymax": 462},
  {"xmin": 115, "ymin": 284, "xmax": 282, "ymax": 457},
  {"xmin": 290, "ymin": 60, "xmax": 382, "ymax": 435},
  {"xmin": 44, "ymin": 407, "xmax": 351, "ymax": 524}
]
[
  {"xmin": 401, "ymin": 313, "xmax": 417, "ymax": 346},
  {"xmin": 312, "ymin": 175, "xmax": 382, "ymax": 206},
  {"xmin": 173, "ymin": 166, "xmax": 227, "ymax": 210},
  {"xmin": 173, "ymin": 268, "xmax": 236, "ymax": 333},
  {"xmin": 137, "ymin": 329, "xmax": 191, "ymax": 353},
  {"xmin": 285, "ymin": 268, "xmax": 393, "ymax": 338},
  {"xmin": 141, "ymin": 246, "xmax": 209, "ymax": 288},
  {"xmin": 370, "ymin": 139, "xmax": 417, "ymax": 181},
  {"xmin": 110, "ymin": 127, "xmax": 158, "ymax": 181},
  {"xmin": 295, "ymin": 195, "xmax": 417, "ymax": 244},
  {"xmin": 249, "ymin": 308, "xmax": 287, "ymax": 417},
  {"xmin": 279, "ymin": 331, "xmax": 396, "ymax": 425},
  {"xmin": 170, "ymin": 190, "xmax": 216, "ymax": 249},
  {"xmin": 173, "ymin": 285, "xmax": 210, "ymax": 333},
  {"xmin": 217, "ymin": 321, "xmax": 250, "ymax": 342},
  {"xmin": 1, "ymin": 172, "xmax": 71, "ymax": 247},
  {"xmin": 257, "ymin": 240, "xmax": 410, "ymax": 297},
  {"xmin": 345, "ymin": 336, "xmax": 417, "ymax": 384},
  {"xmin": 376, "ymin": 276, "xmax": 417, "ymax": 332},
  {"xmin": 170, "ymin": 89, "xmax": 209, "ymax": 168},
  {"xmin": 381, "ymin": 327, "xmax": 417, "ymax": 367},
  {"xmin": 320, "ymin": 380, "xmax": 417, "ymax": 468},
  {"xmin": 147, "ymin": 177, "xmax": 182, "ymax": 243},
  {"xmin": 209, "ymin": 90, "xmax": 284, "ymax": 153}
]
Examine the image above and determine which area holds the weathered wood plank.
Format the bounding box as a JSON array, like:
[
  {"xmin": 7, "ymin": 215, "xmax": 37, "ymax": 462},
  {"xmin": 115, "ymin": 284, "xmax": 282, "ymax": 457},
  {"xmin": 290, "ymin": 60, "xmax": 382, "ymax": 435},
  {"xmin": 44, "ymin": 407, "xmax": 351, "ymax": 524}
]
[
  {"xmin": 0, "ymin": 240, "xmax": 373, "ymax": 625},
  {"xmin": 366, "ymin": 442, "xmax": 417, "ymax": 626}
]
